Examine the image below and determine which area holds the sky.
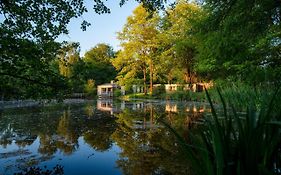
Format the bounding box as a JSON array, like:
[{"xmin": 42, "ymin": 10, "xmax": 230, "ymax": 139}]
[{"xmin": 57, "ymin": 1, "xmax": 139, "ymax": 56}]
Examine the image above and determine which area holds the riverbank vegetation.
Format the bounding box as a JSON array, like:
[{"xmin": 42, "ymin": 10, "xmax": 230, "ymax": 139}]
[
  {"xmin": 161, "ymin": 87, "xmax": 281, "ymax": 174},
  {"xmin": 1, "ymin": 0, "xmax": 279, "ymax": 100}
]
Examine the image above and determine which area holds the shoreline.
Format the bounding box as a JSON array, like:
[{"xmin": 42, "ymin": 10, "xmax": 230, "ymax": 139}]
[{"xmin": 0, "ymin": 99, "xmax": 94, "ymax": 109}]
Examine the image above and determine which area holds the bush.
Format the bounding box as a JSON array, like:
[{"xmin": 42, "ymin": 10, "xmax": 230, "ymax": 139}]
[{"xmin": 114, "ymin": 89, "xmax": 122, "ymax": 97}]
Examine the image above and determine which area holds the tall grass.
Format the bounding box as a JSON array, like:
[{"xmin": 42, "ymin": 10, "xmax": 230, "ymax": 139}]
[{"xmin": 161, "ymin": 86, "xmax": 281, "ymax": 175}]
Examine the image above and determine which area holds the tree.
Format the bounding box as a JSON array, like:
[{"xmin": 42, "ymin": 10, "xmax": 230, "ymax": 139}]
[
  {"xmin": 0, "ymin": 37, "xmax": 67, "ymax": 99},
  {"xmin": 0, "ymin": 0, "xmax": 168, "ymax": 99},
  {"xmin": 158, "ymin": 1, "xmax": 203, "ymax": 84},
  {"xmin": 115, "ymin": 5, "xmax": 160, "ymax": 94},
  {"xmin": 112, "ymin": 47, "xmax": 147, "ymax": 90},
  {"xmin": 84, "ymin": 43, "xmax": 114, "ymax": 63},
  {"xmin": 82, "ymin": 43, "xmax": 117, "ymax": 85},
  {"xmin": 58, "ymin": 42, "xmax": 81, "ymax": 78},
  {"xmin": 196, "ymin": 0, "xmax": 281, "ymax": 82}
]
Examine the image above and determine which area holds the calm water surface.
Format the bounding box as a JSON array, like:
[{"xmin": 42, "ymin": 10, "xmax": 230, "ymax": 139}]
[{"xmin": 0, "ymin": 100, "xmax": 210, "ymax": 175}]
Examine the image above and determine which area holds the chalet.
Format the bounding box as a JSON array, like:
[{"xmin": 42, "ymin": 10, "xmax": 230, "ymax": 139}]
[
  {"xmin": 132, "ymin": 84, "xmax": 145, "ymax": 93},
  {"xmin": 97, "ymin": 81, "xmax": 124, "ymax": 98},
  {"xmin": 165, "ymin": 84, "xmax": 183, "ymax": 92},
  {"xmin": 165, "ymin": 82, "xmax": 213, "ymax": 93}
]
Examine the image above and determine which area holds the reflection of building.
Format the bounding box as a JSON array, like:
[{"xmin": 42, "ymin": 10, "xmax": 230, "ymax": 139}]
[
  {"xmin": 186, "ymin": 105, "xmax": 207, "ymax": 113},
  {"xmin": 132, "ymin": 102, "xmax": 144, "ymax": 110},
  {"xmin": 132, "ymin": 120, "xmax": 160, "ymax": 130},
  {"xmin": 97, "ymin": 100, "xmax": 119, "ymax": 115},
  {"xmin": 97, "ymin": 100, "xmax": 114, "ymax": 114},
  {"xmin": 165, "ymin": 103, "xmax": 178, "ymax": 113}
]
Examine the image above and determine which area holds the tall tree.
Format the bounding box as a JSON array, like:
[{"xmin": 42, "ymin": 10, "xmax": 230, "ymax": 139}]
[
  {"xmin": 159, "ymin": 1, "xmax": 203, "ymax": 84},
  {"xmin": 82, "ymin": 43, "xmax": 117, "ymax": 85},
  {"xmin": 116, "ymin": 5, "xmax": 159, "ymax": 94},
  {"xmin": 84, "ymin": 43, "xmax": 115, "ymax": 63},
  {"xmin": 112, "ymin": 49, "xmax": 147, "ymax": 88},
  {"xmin": 58, "ymin": 42, "xmax": 81, "ymax": 78}
]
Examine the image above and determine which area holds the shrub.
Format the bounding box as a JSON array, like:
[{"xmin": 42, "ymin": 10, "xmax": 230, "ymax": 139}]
[{"xmin": 114, "ymin": 89, "xmax": 122, "ymax": 97}]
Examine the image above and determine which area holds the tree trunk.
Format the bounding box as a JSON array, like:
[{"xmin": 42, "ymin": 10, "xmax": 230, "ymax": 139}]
[
  {"xmin": 168, "ymin": 71, "xmax": 172, "ymax": 84},
  {"xmin": 188, "ymin": 68, "xmax": 193, "ymax": 84},
  {"xmin": 149, "ymin": 62, "xmax": 153, "ymax": 95},
  {"xmin": 150, "ymin": 104, "xmax": 154, "ymax": 125},
  {"xmin": 143, "ymin": 68, "xmax": 147, "ymax": 95},
  {"xmin": 184, "ymin": 71, "xmax": 189, "ymax": 84}
]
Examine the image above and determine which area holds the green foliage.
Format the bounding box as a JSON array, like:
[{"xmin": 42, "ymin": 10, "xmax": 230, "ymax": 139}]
[
  {"xmin": 84, "ymin": 79, "xmax": 96, "ymax": 98},
  {"xmin": 164, "ymin": 1, "xmax": 202, "ymax": 83},
  {"xmin": 165, "ymin": 90, "xmax": 206, "ymax": 102},
  {"xmin": 2, "ymin": 0, "xmax": 279, "ymax": 99},
  {"xmin": 0, "ymin": 0, "xmax": 165, "ymax": 100},
  {"xmin": 124, "ymin": 93, "xmax": 157, "ymax": 100},
  {"xmin": 83, "ymin": 44, "xmax": 117, "ymax": 85},
  {"xmin": 162, "ymin": 87, "xmax": 281, "ymax": 175},
  {"xmin": 84, "ymin": 43, "xmax": 114, "ymax": 63},
  {"xmin": 59, "ymin": 43, "xmax": 117, "ymax": 95},
  {"xmin": 152, "ymin": 85, "xmax": 165, "ymax": 97},
  {"xmin": 114, "ymin": 5, "xmax": 160, "ymax": 94},
  {"xmin": 0, "ymin": 0, "xmax": 91, "ymax": 99},
  {"xmin": 58, "ymin": 42, "xmax": 81, "ymax": 78},
  {"xmin": 209, "ymin": 81, "xmax": 281, "ymax": 112},
  {"xmin": 195, "ymin": 0, "xmax": 281, "ymax": 81},
  {"xmin": 114, "ymin": 89, "xmax": 122, "ymax": 97},
  {"xmin": 0, "ymin": 38, "xmax": 68, "ymax": 100},
  {"xmin": 115, "ymin": 1, "xmax": 205, "ymax": 89}
]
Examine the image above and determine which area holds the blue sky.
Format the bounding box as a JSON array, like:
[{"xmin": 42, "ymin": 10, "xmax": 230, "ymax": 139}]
[{"xmin": 57, "ymin": 1, "xmax": 139, "ymax": 56}]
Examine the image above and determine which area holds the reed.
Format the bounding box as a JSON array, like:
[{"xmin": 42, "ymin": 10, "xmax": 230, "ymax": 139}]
[{"xmin": 161, "ymin": 86, "xmax": 281, "ymax": 175}]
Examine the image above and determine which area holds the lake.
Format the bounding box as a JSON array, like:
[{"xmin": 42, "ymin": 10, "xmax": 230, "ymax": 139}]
[{"xmin": 0, "ymin": 100, "xmax": 210, "ymax": 175}]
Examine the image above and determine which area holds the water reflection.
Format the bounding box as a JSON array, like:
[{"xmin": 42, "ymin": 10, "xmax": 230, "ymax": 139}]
[{"xmin": 0, "ymin": 101, "xmax": 210, "ymax": 175}]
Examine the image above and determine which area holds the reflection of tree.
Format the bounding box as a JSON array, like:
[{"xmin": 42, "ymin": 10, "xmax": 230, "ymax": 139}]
[
  {"xmin": 56, "ymin": 110, "xmax": 79, "ymax": 155},
  {"xmin": 0, "ymin": 124, "xmax": 14, "ymax": 148},
  {"xmin": 165, "ymin": 105, "xmax": 204, "ymax": 139},
  {"xmin": 0, "ymin": 101, "xmax": 209, "ymax": 174},
  {"xmin": 38, "ymin": 134, "xmax": 57, "ymax": 156},
  {"xmin": 15, "ymin": 135, "xmax": 37, "ymax": 148},
  {"xmin": 112, "ymin": 107, "xmax": 191, "ymax": 175},
  {"xmin": 83, "ymin": 116, "xmax": 117, "ymax": 152},
  {"xmin": 84, "ymin": 104, "xmax": 95, "ymax": 118}
]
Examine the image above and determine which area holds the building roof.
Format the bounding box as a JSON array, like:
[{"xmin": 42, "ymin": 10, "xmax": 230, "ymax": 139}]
[{"xmin": 97, "ymin": 83, "xmax": 119, "ymax": 88}]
